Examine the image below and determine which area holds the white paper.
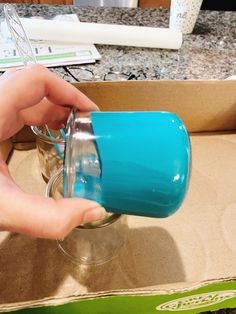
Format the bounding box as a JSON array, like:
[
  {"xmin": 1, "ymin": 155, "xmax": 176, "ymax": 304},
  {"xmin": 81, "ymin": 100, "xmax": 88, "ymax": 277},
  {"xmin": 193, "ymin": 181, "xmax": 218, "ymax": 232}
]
[{"xmin": 0, "ymin": 14, "xmax": 101, "ymax": 71}]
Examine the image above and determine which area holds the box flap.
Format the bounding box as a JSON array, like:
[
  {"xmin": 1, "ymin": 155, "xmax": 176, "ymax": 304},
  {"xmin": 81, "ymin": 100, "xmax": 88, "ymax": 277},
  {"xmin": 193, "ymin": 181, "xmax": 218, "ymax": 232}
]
[{"xmin": 75, "ymin": 80, "xmax": 236, "ymax": 133}]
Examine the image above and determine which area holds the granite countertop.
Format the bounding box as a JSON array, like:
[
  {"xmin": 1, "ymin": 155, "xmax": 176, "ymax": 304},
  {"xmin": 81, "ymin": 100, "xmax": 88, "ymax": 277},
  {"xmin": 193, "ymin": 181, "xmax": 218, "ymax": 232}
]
[{"xmin": 0, "ymin": 4, "xmax": 235, "ymax": 81}]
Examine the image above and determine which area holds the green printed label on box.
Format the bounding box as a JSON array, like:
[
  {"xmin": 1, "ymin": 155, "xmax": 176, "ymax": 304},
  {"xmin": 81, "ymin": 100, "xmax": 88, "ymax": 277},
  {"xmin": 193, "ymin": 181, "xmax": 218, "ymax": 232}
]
[{"xmin": 5, "ymin": 279, "xmax": 236, "ymax": 314}]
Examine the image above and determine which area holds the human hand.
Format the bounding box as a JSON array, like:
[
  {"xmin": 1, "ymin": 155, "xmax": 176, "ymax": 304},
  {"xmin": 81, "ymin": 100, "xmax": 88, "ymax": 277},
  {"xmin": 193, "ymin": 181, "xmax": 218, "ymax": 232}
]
[{"xmin": 0, "ymin": 65, "xmax": 105, "ymax": 239}]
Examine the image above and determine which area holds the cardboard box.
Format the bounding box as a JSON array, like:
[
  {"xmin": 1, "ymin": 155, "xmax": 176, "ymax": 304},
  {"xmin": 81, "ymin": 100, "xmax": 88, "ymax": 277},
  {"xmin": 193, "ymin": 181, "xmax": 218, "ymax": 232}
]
[
  {"xmin": 1, "ymin": 80, "xmax": 236, "ymax": 314},
  {"xmin": 0, "ymin": 139, "xmax": 12, "ymax": 162},
  {"xmin": 11, "ymin": 126, "xmax": 36, "ymax": 150}
]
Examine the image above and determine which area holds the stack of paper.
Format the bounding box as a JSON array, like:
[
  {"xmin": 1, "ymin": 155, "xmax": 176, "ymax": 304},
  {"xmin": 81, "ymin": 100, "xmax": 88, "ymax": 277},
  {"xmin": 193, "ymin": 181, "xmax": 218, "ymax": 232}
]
[{"xmin": 0, "ymin": 14, "xmax": 101, "ymax": 71}]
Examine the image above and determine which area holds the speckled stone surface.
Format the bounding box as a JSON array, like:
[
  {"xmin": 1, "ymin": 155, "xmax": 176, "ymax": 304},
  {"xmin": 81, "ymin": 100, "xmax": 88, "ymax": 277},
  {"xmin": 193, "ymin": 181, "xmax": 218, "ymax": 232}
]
[{"xmin": 0, "ymin": 4, "xmax": 235, "ymax": 82}]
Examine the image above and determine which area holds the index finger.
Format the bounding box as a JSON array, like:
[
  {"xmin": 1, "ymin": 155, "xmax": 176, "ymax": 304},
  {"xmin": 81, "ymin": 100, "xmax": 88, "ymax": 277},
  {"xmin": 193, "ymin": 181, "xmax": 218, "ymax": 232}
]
[{"xmin": 0, "ymin": 64, "xmax": 99, "ymax": 113}]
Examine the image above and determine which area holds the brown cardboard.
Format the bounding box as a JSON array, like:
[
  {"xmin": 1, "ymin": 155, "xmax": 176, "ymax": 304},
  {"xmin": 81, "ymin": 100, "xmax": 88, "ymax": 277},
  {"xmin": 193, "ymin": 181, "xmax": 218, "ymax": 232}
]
[
  {"xmin": 0, "ymin": 139, "xmax": 12, "ymax": 162},
  {"xmin": 11, "ymin": 126, "xmax": 36, "ymax": 150},
  {"xmin": 1, "ymin": 80, "xmax": 236, "ymax": 312},
  {"xmin": 76, "ymin": 80, "xmax": 236, "ymax": 133}
]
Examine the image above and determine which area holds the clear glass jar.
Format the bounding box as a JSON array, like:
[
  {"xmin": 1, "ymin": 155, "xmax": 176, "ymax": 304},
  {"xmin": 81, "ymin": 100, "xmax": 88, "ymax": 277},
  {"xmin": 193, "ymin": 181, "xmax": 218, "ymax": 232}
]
[
  {"xmin": 31, "ymin": 126, "xmax": 65, "ymax": 181},
  {"xmin": 64, "ymin": 109, "xmax": 191, "ymax": 218},
  {"xmin": 46, "ymin": 169, "xmax": 126, "ymax": 265}
]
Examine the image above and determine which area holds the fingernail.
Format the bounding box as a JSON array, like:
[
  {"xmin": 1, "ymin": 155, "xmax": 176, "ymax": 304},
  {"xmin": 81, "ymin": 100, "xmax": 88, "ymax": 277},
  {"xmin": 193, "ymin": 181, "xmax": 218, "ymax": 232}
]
[{"xmin": 82, "ymin": 207, "xmax": 106, "ymax": 224}]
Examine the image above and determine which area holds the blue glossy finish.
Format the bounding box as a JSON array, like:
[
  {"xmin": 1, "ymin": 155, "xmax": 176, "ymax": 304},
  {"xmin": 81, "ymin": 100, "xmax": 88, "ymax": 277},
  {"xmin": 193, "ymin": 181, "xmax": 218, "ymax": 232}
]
[{"xmin": 90, "ymin": 111, "xmax": 190, "ymax": 218}]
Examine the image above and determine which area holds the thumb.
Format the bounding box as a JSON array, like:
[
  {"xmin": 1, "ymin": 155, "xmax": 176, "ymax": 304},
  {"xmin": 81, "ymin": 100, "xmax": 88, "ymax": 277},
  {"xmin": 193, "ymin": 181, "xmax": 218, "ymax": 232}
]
[{"xmin": 1, "ymin": 190, "xmax": 106, "ymax": 239}]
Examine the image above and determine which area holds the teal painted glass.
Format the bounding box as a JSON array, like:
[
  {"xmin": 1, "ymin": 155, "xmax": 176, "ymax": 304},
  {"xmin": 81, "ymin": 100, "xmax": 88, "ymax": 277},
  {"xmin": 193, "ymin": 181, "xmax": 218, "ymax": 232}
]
[
  {"xmin": 64, "ymin": 111, "xmax": 190, "ymax": 218},
  {"xmin": 91, "ymin": 111, "xmax": 190, "ymax": 218}
]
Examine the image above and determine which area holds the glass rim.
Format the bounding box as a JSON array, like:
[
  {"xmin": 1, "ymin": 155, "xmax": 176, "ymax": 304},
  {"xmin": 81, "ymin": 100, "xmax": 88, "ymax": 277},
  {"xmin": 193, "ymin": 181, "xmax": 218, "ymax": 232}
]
[
  {"xmin": 31, "ymin": 125, "xmax": 65, "ymax": 144},
  {"xmin": 63, "ymin": 109, "xmax": 92, "ymax": 199},
  {"xmin": 45, "ymin": 167, "xmax": 121, "ymax": 230}
]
